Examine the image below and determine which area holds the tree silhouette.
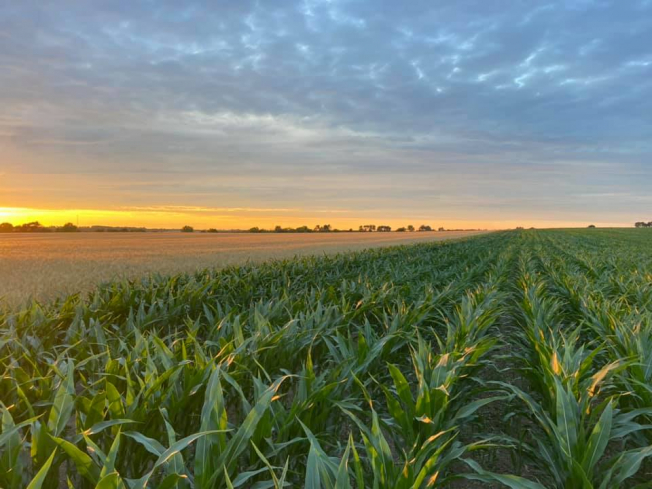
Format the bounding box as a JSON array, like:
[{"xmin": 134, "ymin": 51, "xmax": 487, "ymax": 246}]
[
  {"xmin": 16, "ymin": 221, "xmax": 46, "ymax": 232},
  {"xmin": 0, "ymin": 222, "xmax": 13, "ymax": 233},
  {"xmin": 181, "ymin": 225, "xmax": 194, "ymax": 233},
  {"xmin": 59, "ymin": 222, "xmax": 79, "ymax": 232}
]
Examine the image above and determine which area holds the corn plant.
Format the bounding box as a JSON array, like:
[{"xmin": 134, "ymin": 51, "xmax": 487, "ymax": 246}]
[{"xmin": 3, "ymin": 230, "xmax": 652, "ymax": 486}]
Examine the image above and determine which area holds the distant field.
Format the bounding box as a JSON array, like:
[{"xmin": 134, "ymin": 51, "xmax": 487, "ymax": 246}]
[{"xmin": 0, "ymin": 230, "xmax": 484, "ymax": 305}]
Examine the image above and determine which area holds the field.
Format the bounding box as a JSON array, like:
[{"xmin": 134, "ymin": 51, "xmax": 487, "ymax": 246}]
[
  {"xmin": 0, "ymin": 231, "xmax": 483, "ymax": 306},
  {"xmin": 2, "ymin": 229, "xmax": 652, "ymax": 488}
]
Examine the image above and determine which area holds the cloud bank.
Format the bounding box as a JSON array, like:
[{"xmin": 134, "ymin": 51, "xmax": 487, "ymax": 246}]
[{"xmin": 1, "ymin": 0, "xmax": 651, "ymax": 227}]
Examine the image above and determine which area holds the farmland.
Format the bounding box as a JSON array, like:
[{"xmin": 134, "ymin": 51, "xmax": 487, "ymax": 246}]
[
  {"xmin": 0, "ymin": 230, "xmax": 483, "ymax": 307},
  {"xmin": 2, "ymin": 229, "xmax": 652, "ymax": 487}
]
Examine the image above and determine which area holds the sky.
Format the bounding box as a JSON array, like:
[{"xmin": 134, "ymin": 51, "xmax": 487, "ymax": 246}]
[{"xmin": 1, "ymin": 0, "xmax": 651, "ymax": 230}]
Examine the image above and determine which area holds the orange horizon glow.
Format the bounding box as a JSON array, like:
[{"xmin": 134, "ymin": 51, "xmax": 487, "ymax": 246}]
[{"xmin": 0, "ymin": 206, "xmax": 628, "ymax": 231}]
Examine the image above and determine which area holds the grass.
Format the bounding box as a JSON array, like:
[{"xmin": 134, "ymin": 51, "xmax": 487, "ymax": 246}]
[
  {"xmin": 0, "ymin": 230, "xmax": 483, "ymax": 306},
  {"xmin": 2, "ymin": 229, "xmax": 652, "ymax": 487}
]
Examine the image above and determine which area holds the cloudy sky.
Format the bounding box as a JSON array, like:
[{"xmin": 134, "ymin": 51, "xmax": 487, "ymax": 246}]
[{"xmin": 1, "ymin": 0, "xmax": 651, "ymax": 229}]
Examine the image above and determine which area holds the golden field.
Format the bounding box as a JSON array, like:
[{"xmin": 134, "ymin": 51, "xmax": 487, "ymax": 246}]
[{"xmin": 0, "ymin": 230, "xmax": 484, "ymax": 306}]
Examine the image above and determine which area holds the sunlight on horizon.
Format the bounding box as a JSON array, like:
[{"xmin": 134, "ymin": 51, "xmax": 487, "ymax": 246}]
[{"xmin": 0, "ymin": 206, "xmax": 623, "ymax": 230}]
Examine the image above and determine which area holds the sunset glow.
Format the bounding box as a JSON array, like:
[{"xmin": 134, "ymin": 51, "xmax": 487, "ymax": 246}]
[{"xmin": 0, "ymin": 206, "xmax": 629, "ymax": 231}]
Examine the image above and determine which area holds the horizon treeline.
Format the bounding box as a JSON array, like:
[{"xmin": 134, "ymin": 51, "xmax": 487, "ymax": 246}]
[
  {"xmin": 246, "ymin": 223, "xmax": 444, "ymax": 233},
  {"xmin": 0, "ymin": 221, "xmax": 147, "ymax": 233},
  {"xmin": 0, "ymin": 221, "xmax": 80, "ymax": 233}
]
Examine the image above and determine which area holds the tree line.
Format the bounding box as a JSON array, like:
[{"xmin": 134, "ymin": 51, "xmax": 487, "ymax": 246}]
[
  {"xmin": 0, "ymin": 221, "xmax": 452, "ymax": 234},
  {"xmin": 246, "ymin": 224, "xmax": 441, "ymax": 233},
  {"xmin": 180, "ymin": 224, "xmax": 445, "ymax": 233},
  {"xmin": 0, "ymin": 222, "xmax": 150, "ymax": 233},
  {"xmin": 0, "ymin": 221, "xmax": 79, "ymax": 233},
  {"xmin": 635, "ymin": 221, "xmax": 652, "ymax": 228}
]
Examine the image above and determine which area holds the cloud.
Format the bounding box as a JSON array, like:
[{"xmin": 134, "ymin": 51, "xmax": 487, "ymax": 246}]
[{"xmin": 1, "ymin": 0, "xmax": 651, "ymax": 225}]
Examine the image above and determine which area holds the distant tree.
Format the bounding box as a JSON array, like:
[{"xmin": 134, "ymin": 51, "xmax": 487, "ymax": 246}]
[
  {"xmin": 207, "ymin": 228, "xmax": 218, "ymax": 233},
  {"xmin": 16, "ymin": 221, "xmax": 46, "ymax": 232},
  {"xmin": 396, "ymin": 227, "xmax": 406, "ymax": 232},
  {"xmin": 59, "ymin": 222, "xmax": 79, "ymax": 232},
  {"xmin": 636, "ymin": 221, "xmax": 652, "ymax": 228},
  {"xmin": 181, "ymin": 225, "xmax": 194, "ymax": 233},
  {"xmin": 315, "ymin": 224, "xmax": 332, "ymax": 232},
  {"xmin": 275, "ymin": 225, "xmax": 284, "ymax": 233},
  {"xmin": 516, "ymin": 226, "xmax": 524, "ymax": 230},
  {"xmin": 360, "ymin": 224, "xmax": 376, "ymax": 232},
  {"xmin": 0, "ymin": 222, "xmax": 13, "ymax": 233},
  {"xmin": 249, "ymin": 227, "xmax": 261, "ymax": 233},
  {"xmin": 377, "ymin": 225, "xmax": 392, "ymax": 232},
  {"xmin": 407, "ymin": 225, "xmax": 415, "ymax": 232},
  {"xmin": 438, "ymin": 227, "xmax": 445, "ymax": 232},
  {"xmin": 295, "ymin": 225, "xmax": 311, "ymax": 233},
  {"xmin": 588, "ymin": 224, "xmax": 596, "ymax": 228},
  {"xmin": 418, "ymin": 224, "xmax": 432, "ymax": 232}
]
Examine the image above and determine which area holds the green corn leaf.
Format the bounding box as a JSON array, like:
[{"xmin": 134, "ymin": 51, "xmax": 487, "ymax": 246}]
[
  {"xmin": 387, "ymin": 363, "xmax": 414, "ymax": 412},
  {"xmin": 610, "ymin": 446, "xmax": 652, "ymax": 486},
  {"xmin": 157, "ymin": 474, "xmax": 188, "ymax": 489},
  {"xmin": 99, "ymin": 431, "xmax": 121, "ymax": 478},
  {"xmin": 462, "ymin": 459, "xmax": 548, "ymax": 489},
  {"xmin": 106, "ymin": 382, "xmax": 125, "ymax": 419},
  {"xmin": 26, "ymin": 449, "xmax": 57, "ymax": 489},
  {"xmin": 83, "ymin": 419, "xmax": 138, "ymax": 436},
  {"xmin": 581, "ymin": 401, "xmax": 613, "ymax": 473},
  {"xmin": 554, "ymin": 378, "xmax": 578, "ymax": 459},
  {"xmin": 335, "ymin": 436, "xmax": 353, "ymax": 489},
  {"xmin": 95, "ymin": 472, "xmax": 127, "ymax": 489},
  {"xmin": 211, "ymin": 376, "xmax": 288, "ymax": 485},
  {"xmin": 122, "ymin": 431, "xmax": 166, "ymax": 457},
  {"xmin": 301, "ymin": 420, "xmax": 338, "ymax": 489},
  {"xmin": 47, "ymin": 360, "xmax": 75, "ymax": 437},
  {"xmin": 51, "ymin": 435, "xmax": 101, "ymax": 484},
  {"xmin": 195, "ymin": 366, "xmax": 228, "ymax": 487},
  {"xmin": 0, "ymin": 415, "xmax": 40, "ymax": 449},
  {"xmin": 132, "ymin": 430, "xmax": 225, "ymax": 489}
]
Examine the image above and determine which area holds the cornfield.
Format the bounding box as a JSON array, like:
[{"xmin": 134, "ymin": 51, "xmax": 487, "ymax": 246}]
[{"xmin": 2, "ymin": 229, "xmax": 652, "ymax": 487}]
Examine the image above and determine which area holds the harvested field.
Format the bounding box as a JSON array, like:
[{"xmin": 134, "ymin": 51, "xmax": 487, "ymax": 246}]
[{"xmin": 0, "ymin": 230, "xmax": 484, "ymax": 305}]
